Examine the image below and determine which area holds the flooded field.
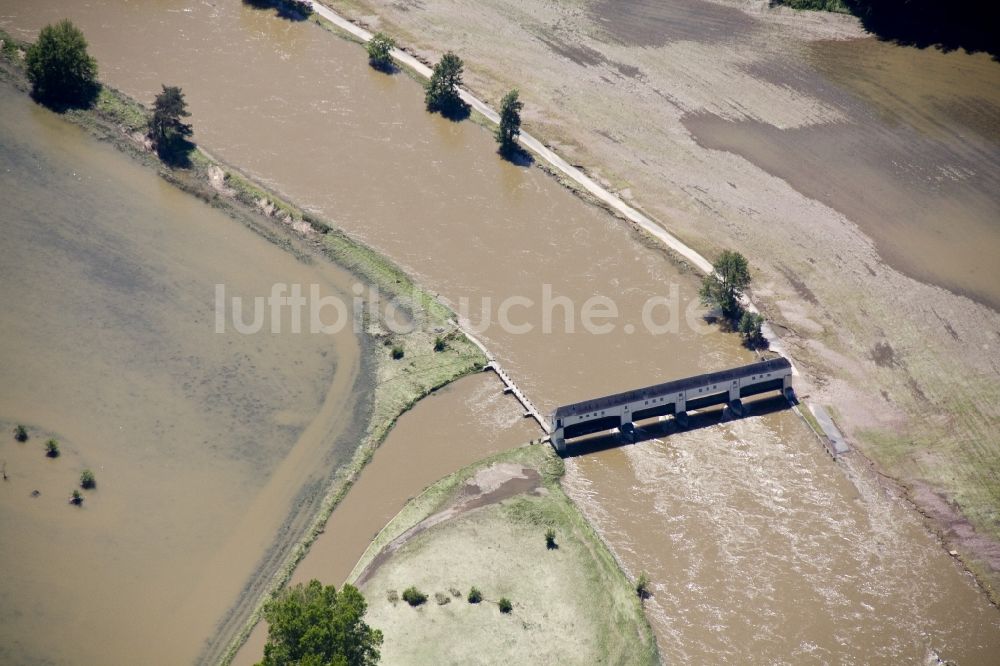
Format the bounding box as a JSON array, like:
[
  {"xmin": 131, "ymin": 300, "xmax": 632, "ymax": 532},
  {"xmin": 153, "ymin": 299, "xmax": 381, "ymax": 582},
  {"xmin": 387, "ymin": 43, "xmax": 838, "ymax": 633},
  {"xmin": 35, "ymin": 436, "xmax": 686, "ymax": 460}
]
[
  {"xmin": 2, "ymin": 0, "xmax": 998, "ymax": 663},
  {"xmin": 0, "ymin": 87, "xmax": 365, "ymax": 665},
  {"xmin": 685, "ymin": 37, "xmax": 1000, "ymax": 309}
]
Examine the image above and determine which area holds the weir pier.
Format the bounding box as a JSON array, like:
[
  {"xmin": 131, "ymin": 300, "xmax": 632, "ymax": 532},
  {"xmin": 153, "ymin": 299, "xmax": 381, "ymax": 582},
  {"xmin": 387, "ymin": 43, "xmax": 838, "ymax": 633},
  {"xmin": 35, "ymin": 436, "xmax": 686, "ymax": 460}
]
[{"xmin": 549, "ymin": 357, "xmax": 794, "ymax": 454}]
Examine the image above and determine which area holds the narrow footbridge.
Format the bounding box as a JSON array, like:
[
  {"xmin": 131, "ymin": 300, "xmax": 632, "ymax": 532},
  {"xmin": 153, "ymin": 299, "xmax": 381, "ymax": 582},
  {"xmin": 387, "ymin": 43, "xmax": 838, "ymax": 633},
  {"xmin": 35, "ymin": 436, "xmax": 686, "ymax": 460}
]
[
  {"xmin": 549, "ymin": 357, "xmax": 793, "ymax": 453},
  {"xmin": 485, "ymin": 361, "xmax": 551, "ymax": 434}
]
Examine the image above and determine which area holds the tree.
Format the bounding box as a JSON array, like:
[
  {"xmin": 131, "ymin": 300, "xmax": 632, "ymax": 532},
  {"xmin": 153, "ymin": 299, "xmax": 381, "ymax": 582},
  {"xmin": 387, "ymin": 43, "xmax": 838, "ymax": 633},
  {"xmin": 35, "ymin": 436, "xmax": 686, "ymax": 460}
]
[
  {"xmin": 149, "ymin": 85, "xmax": 193, "ymax": 163},
  {"xmin": 544, "ymin": 528, "xmax": 557, "ymax": 550},
  {"xmin": 25, "ymin": 20, "xmax": 99, "ymax": 107},
  {"xmin": 699, "ymin": 250, "xmax": 751, "ymax": 319},
  {"xmin": 259, "ymin": 580, "xmax": 382, "ymax": 666},
  {"xmin": 366, "ymin": 33, "xmax": 395, "ymax": 71},
  {"xmin": 495, "ymin": 89, "xmax": 523, "ymax": 155},
  {"xmin": 498, "ymin": 598, "xmax": 512, "ymax": 614},
  {"xmin": 424, "ymin": 52, "xmax": 467, "ymax": 118},
  {"xmin": 738, "ymin": 311, "xmax": 766, "ymax": 349},
  {"xmin": 467, "ymin": 587, "xmax": 482, "ymax": 604}
]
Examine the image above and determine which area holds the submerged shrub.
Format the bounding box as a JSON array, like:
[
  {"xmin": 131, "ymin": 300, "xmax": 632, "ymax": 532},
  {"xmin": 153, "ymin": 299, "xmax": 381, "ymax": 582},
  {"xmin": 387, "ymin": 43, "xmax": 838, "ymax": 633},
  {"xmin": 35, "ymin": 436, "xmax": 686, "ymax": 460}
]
[
  {"xmin": 45, "ymin": 439, "xmax": 60, "ymax": 458},
  {"xmin": 14, "ymin": 425, "xmax": 28, "ymax": 442},
  {"xmin": 636, "ymin": 572, "xmax": 651, "ymax": 600},
  {"xmin": 467, "ymin": 587, "xmax": 482, "ymax": 604},
  {"xmin": 738, "ymin": 311, "xmax": 767, "ymax": 349},
  {"xmin": 366, "ymin": 32, "xmax": 396, "ymax": 71},
  {"xmin": 402, "ymin": 586, "xmax": 426, "ymax": 607},
  {"xmin": 498, "ymin": 597, "xmax": 512, "ymax": 614},
  {"xmin": 80, "ymin": 469, "xmax": 96, "ymax": 490}
]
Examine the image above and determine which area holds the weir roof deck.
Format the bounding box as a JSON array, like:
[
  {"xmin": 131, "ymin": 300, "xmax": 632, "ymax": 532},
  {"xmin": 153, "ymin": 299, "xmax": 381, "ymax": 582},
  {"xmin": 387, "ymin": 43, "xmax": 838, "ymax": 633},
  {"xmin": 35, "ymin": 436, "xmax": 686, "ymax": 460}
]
[{"xmin": 552, "ymin": 357, "xmax": 791, "ymax": 419}]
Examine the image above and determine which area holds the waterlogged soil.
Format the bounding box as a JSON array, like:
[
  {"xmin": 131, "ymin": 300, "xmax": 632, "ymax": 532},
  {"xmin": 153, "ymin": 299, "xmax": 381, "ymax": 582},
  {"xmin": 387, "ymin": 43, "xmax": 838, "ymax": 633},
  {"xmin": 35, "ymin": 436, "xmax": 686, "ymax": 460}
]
[
  {"xmin": 3, "ymin": 1, "xmax": 999, "ymax": 663},
  {"xmin": 684, "ymin": 37, "xmax": 1000, "ymax": 309},
  {"xmin": 0, "ymin": 88, "xmax": 366, "ymax": 666}
]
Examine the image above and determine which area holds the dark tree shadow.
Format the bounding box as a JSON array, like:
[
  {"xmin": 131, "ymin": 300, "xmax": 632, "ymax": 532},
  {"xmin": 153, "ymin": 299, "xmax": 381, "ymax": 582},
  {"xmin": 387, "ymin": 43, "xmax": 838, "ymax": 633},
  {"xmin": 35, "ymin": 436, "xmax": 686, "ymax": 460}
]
[
  {"xmin": 369, "ymin": 60, "xmax": 399, "ymax": 75},
  {"xmin": 742, "ymin": 334, "xmax": 769, "ymax": 351},
  {"xmin": 242, "ymin": 0, "xmax": 312, "ymax": 22},
  {"xmin": 434, "ymin": 98, "xmax": 471, "ymax": 122},
  {"xmin": 498, "ymin": 143, "xmax": 535, "ymax": 167},
  {"xmin": 559, "ymin": 394, "xmax": 793, "ymax": 457},
  {"xmin": 842, "ymin": 0, "xmax": 999, "ymax": 59},
  {"xmin": 157, "ymin": 137, "xmax": 196, "ymax": 169},
  {"xmin": 31, "ymin": 80, "xmax": 101, "ymax": 113}
]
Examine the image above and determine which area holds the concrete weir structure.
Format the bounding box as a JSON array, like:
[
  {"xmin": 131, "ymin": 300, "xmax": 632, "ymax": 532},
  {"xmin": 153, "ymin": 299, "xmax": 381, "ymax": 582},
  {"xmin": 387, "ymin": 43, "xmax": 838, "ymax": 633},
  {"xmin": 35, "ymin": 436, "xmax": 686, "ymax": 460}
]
[{"xmin": 549, "ymin": 357, "xmax": 793, "ymax": 453}]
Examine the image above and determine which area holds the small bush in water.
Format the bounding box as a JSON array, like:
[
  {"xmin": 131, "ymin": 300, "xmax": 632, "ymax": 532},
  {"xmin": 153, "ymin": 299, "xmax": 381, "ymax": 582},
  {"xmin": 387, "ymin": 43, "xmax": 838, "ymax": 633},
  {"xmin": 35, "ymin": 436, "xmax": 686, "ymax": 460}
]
[
  {"xmin": 80, "ymin": 469, "xmax": 96, "ymax": 490},
  {"xmin": 14, "ymin": 425, "xmax": 28, "ymax": 442},
  {"xmin": 366, "ymin": 32, "xmax": 396, "ymax": 71},
  {"xmin": 636, "ymin": 572, "xmax": 651, "ymax": 600},
  {"xmin": 45, "ymin": 439, "xmax": 60, "ymax": 458}
]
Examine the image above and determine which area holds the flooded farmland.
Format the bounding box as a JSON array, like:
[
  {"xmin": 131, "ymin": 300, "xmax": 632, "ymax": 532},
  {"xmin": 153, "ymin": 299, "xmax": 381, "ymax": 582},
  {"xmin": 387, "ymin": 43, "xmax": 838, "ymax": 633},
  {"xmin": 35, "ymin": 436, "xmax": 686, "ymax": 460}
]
[
  {"xmin": 0, "ymin": 86, "xmax": 365, "ymax": 665},
  {"xmin": 684, "ymin": 37, "xmax": 1000, "ymax": 309},
  {"xmin": 1, "ymin": 0, "xmax": 999, "ymax": 664}
]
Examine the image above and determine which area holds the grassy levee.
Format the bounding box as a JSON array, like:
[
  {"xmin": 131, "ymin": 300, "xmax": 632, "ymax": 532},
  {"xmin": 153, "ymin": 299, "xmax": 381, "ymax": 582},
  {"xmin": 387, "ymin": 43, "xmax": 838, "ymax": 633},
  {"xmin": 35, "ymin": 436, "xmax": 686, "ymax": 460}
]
[
  {"xmin": 348, "ymin": 444, "xmax": 660, "ymax": 665},
  {"xmin": 1, "ymin": 29, "xmax": 488, "ymax": 663}
]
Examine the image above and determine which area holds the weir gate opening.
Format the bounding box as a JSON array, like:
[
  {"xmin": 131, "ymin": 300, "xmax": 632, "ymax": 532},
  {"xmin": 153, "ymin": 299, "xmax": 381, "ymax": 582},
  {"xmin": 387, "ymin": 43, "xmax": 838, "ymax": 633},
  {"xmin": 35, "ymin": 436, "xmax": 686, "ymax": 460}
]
[{"xmin": 549, "ymin": 357, "xmax": 794, "ymax": 454}]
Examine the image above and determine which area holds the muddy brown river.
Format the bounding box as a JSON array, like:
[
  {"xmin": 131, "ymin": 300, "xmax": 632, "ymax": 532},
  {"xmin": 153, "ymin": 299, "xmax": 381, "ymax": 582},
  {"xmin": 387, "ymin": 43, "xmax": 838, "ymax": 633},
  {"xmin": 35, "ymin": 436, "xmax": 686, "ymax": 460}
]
[{"xmin": 1, "ymin": 1, "xmax": 998, "ymax": 664}]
